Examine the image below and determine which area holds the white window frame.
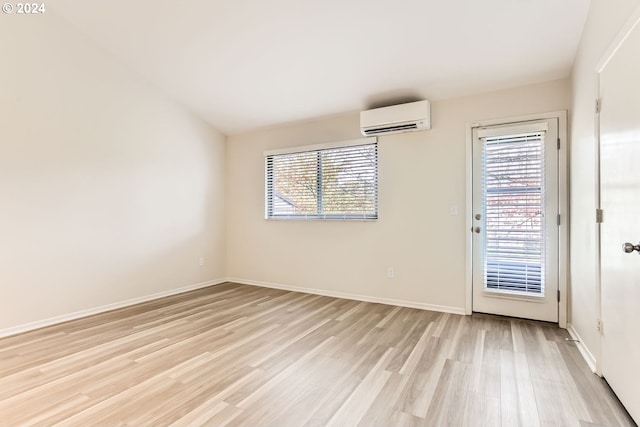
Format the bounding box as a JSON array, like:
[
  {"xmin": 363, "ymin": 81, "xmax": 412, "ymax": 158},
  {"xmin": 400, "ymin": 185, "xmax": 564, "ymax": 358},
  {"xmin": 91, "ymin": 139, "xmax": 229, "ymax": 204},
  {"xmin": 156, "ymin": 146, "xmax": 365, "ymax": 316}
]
[{"xmin": 264, "ymin": 137, "xmax": 378, "ymax": 221}]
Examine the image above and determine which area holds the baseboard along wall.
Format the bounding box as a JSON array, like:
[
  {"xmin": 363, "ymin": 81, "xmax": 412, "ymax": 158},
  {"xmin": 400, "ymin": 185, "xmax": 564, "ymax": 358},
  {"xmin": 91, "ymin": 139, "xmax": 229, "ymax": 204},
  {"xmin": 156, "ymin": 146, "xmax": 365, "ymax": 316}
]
[
  {"xmin": 1, "ymin": 277, "xmax": 467, "ymax": 338},
  {"xmin": 0, "ymin": 279, "xmax": 227, "ymax": 339},
  {"xmin": 567, "ymin": 323, "xmax": 599, "ymax": 375},
  {"xmin": 227, "ymin": 277, "xmax": 466, "ymax": 316}
]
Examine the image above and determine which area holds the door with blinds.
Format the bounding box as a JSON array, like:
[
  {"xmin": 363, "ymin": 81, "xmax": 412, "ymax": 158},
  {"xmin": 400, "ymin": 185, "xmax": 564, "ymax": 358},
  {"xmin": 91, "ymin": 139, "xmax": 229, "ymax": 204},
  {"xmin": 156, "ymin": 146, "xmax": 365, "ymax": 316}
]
[{"xmin": 472, "ymin": 120, "xmax": 559, "ymax": 322}]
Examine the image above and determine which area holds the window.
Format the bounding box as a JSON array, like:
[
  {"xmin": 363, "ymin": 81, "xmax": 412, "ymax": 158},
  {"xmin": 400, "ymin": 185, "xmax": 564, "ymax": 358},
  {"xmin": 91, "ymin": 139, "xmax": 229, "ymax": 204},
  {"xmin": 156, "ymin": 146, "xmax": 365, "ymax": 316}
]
[
  {"xmin": 481, "ymin": 130, "xmax": 546, "ymax": 295},
  {"xmin": 265, "ymin": 139, "xmax": 378, "ymax": 220}
]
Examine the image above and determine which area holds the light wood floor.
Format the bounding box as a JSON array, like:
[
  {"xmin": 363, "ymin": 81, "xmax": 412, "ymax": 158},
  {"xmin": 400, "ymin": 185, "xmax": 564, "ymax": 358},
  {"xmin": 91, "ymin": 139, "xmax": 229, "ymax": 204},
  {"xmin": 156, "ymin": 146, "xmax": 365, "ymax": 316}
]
[{"xmin": 0, "ymin": 282, "xmax": 635, "ymax": 427}]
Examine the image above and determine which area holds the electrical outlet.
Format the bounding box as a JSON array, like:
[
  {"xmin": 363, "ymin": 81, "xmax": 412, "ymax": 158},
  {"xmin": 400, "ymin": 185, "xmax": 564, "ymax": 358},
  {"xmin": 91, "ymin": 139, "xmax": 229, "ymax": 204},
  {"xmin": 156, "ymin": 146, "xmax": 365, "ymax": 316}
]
[
  {"xmin": 449, "ymin": 204, "xmax": 458, "ymax": 216},
  {"xmin": 387, "ymin": 267, "xmax": 395, "ymax": 278},
  {"xmin": 199, "ymin": 257, "xmax": 204, "ymax": 266}
]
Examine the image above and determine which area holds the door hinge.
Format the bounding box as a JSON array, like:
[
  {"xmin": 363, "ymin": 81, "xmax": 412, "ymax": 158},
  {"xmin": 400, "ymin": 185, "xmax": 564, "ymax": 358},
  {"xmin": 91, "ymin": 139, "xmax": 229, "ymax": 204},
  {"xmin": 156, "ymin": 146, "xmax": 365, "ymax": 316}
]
[
  {"xmin": 595, "ymin": 98, "xmax": 601, "ymax": 114},
  {"xmin": 597, "ymin": 318, "xmax": 603, "ymax": 333},
  {"xmin": 557, "ymin": 214, "xmax": 561, "ymax": 226},
  {"xmin": 596, "ymin": 208, "xmax": 604, "ymax": 223},
  {"xmin": 557, "ymin": 138, "xmax": 561, "ymax": 150},
  {"xmin": 557, "ymin": 290, "xmax": 561, "ymax": 302}
]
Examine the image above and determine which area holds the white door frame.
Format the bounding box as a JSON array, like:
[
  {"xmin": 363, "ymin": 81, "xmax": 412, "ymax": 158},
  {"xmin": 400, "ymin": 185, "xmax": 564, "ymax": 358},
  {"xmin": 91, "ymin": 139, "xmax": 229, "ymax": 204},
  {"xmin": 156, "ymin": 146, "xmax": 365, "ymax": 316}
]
[{"xmin": 465, "ymin": 111, "xmax": 568, "ymax": 327}]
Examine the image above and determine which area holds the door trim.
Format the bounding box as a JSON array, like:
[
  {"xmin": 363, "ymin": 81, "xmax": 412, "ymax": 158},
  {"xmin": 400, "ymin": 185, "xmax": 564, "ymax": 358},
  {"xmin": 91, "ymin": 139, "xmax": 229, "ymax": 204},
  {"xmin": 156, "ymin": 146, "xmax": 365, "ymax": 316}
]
[{"xmin": 465, "ymin": 111, "xmax": 568, "ymax": 327}]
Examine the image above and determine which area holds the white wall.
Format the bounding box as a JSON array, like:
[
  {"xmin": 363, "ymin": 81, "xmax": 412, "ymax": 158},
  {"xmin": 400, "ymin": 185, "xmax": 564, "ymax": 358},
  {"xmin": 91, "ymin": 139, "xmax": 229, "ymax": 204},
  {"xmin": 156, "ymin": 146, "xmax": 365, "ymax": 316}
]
[
  {"xmin": 0, "ymin": 13, "xmax": 226, "ymax": 331},
  {"xmin": 226, "ymin": 79, "xmax": 570, "ymax": 312},
  {"xmin": 569, "ymin": 0, "xmax": 640, "ymax": 368}
]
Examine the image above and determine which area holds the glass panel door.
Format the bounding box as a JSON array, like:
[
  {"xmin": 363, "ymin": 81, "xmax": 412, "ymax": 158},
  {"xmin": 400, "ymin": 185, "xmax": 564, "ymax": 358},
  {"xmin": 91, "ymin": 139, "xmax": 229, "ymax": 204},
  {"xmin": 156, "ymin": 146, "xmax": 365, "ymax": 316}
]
[{"xmin": 472, "ymin": 120, "xmax": 559, "ymax": 322}]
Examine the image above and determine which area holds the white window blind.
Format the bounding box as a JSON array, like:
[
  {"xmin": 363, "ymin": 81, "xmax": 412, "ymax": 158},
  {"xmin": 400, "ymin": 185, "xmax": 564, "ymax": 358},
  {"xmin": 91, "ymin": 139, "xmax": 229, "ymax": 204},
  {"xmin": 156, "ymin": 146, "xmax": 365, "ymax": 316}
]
[
  {"xmin": 265, "ymin": 142, "xmax": 378, "ymax": 220},
  {"xmin": 481, "ymin": 131, "xmax": 546, "ymax": 295}
]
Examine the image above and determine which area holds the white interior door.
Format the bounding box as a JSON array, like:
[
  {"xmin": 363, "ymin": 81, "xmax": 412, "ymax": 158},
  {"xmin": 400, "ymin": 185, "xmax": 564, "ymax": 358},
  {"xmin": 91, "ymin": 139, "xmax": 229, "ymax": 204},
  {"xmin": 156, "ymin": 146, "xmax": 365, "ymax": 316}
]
[
  {"xmin": 472, "ymin": 119, "xmax": 559, "ymax": 322},
  {"xmin": 598, "ymin": 12, "xmax": 640, "ymax": 423}
]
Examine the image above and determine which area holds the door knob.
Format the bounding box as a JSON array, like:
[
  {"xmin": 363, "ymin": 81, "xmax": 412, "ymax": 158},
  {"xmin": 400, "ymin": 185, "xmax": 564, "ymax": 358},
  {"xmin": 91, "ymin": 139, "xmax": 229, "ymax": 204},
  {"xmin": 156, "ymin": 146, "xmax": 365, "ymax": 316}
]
[
  {"xmin": 473, "ymin": 227, "xmax": 481, "ymax": 234},
  {"xmin": 475, "ymin": 214, "xmax": 481, "ymax": 220},
  {"xmin": 623, "ymin": 242, "xmax": 640, "ymax": 254}
]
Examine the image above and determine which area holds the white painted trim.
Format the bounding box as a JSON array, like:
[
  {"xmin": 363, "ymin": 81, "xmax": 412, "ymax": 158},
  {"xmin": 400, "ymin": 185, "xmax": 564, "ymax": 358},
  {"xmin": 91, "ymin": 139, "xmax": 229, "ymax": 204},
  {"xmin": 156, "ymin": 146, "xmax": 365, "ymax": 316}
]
[
  {"xmin": 595, "ymin": 4, "xmax": 640, "ymax": 73},
  {"xmin": 594, "ymin": 76, "xmax": 603, "ymax": 376},
  {"xmin": 0, "ymin": 279, "xmax": 227, "ymax": 339},
  {"xmin": 264, "ymin": 137, "xmax": 376, "ymax": 156},
  {"xmin": 465, "ymin": 111, "xmax": 568, "ymax": 327},
  {"xmin": 567, "ymin": 323, "xmax": 600, "ymax": 376},
  {"xmin": 465, "ymin": 124, "xmax": 474, "ymax": 315},
  {"xmin": 468, "ymin": 110, "xmax": 568, "ymax": 129},
  {"xmin": 557, "ymin": 110, "xmax": 569, "ymax": 329},
  {"xmin": 228, "ymin": 277, "xmax": 466, "ymax": 315}
]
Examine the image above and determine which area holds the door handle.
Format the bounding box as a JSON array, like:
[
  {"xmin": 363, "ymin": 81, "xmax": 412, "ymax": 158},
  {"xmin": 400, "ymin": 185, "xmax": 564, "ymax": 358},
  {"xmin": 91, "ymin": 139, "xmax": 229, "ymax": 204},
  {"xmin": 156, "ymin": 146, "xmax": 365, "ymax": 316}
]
[
  {"xmin": 473, "ymin": 227, "xmax": 481, "ymax": 234},
  {"xmin": 622, "ymin": 242, "xmax": 640, "ymax": 254}
]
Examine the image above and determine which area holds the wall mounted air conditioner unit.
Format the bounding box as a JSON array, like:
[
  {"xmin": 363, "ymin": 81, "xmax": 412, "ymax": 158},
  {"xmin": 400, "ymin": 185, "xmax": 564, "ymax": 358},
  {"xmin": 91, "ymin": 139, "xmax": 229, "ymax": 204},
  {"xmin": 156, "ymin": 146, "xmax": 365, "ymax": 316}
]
[{"xmin": 360, "ymin": 100, "xmax": 431, "ymax": 136}]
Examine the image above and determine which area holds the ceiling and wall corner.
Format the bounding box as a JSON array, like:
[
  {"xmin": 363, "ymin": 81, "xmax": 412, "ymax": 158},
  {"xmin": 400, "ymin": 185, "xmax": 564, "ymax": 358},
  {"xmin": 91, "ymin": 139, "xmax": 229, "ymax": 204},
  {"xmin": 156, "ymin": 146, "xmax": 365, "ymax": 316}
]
[{"xmin": 49, "ymin": 0, "xmax": 589, "ymax": 135}]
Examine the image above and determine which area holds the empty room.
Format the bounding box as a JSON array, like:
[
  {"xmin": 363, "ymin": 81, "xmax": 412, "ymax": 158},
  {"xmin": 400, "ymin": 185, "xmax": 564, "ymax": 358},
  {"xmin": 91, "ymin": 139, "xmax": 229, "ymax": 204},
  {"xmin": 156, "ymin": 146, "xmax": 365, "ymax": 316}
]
[{"xmin": 1, "ymin": 0, "xmax": 639, "ymax": 426}]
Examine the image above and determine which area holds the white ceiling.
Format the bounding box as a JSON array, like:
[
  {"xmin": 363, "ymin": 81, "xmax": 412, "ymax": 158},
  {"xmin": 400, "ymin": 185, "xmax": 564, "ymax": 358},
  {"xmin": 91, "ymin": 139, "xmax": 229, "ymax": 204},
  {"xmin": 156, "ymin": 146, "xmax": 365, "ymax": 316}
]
[{"xmin": 51, "ymin": 0, "xmax": 590, "ymax": 135}]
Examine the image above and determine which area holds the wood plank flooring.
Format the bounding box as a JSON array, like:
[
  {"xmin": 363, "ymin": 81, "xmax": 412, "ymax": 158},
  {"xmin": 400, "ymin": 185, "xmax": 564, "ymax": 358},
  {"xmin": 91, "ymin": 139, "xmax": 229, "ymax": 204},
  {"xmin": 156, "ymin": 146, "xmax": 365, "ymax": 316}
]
[{"xmin": 0, "ymin": 282, "xmax": 635, "ymax": 426}]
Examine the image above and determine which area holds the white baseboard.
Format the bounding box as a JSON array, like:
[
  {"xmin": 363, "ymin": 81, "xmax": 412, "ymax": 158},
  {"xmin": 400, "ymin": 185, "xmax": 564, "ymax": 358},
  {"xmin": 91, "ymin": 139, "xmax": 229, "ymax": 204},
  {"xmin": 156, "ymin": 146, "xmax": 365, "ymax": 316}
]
[
  {"xmin": 1, "ymin": 277, "xmax": 466, "ymax": 339},
  {"xmin": 227, "ymin": 277, "xmax": 466, "ymax": 315},
  {"xmin": 567, "ymin": 322, "xmax": 599, "ymax": 375},
  {"xmin": 0, "ymin": 278, "xmax": 227, "ymax": 339}
]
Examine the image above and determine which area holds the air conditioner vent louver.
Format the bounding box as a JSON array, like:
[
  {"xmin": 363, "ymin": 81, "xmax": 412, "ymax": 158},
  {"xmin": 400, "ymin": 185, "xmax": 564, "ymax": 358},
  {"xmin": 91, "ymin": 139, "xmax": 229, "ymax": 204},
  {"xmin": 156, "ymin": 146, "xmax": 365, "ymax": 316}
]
[
  {"xmin": 363, "ymin": 123, "xmax": 418, "ymax": 136},
  {"xmin": 360, "ymin": 100, "xmax": 430, "ymax": 137}
]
